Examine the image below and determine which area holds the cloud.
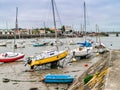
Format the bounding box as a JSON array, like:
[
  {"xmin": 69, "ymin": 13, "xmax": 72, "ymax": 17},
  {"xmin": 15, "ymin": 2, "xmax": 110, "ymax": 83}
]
[{"xmin": 0, "ymin": 0, "xmax": 120, "ymax": 31}]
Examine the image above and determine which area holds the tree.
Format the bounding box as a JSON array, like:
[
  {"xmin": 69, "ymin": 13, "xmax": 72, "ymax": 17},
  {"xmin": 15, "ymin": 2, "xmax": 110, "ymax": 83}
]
[{"xmin": 32, "ymin": 28, "xmax": 40, "ymax": 34}]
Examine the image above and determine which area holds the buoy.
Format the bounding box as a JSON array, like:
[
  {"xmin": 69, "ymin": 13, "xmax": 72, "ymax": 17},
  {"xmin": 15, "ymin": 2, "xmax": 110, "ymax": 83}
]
[
  {"xmin": 84, "ymin": 64, "xmax": 88, "ymax": 67},
  {"xmin": 96, "ymin": 53, "xmax": 99, "ymax": 56},
  {"xmin": 41, "ymin": 78, "xmax": 45, "ymax": 81},
  {"xmin": 72, "ymin": 58, "xmax": 77, "ymax": 62}
]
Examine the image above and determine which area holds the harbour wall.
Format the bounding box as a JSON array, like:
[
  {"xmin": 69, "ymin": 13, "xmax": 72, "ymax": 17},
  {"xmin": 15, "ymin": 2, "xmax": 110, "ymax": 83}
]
[
  {"xmin": 0, "ymin": 33, "xmax": 63, "ymax": 39},
  {"xmin": 0, "ymin": 33, "xmax": 110, "ymax": 39},
  {"xmin": 68, "ymin": 52, "xmax": 110, "ymax": 90}
]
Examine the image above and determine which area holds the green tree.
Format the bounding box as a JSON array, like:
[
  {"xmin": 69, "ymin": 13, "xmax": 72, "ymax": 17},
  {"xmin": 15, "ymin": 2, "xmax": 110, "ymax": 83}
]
[{"xmin": 32, "ymin": 28, "xmax": 40, "ymax": 34}]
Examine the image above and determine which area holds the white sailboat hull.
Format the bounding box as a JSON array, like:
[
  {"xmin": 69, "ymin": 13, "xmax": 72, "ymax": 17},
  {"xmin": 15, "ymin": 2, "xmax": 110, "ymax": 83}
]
[{"xmin": 72, "ymin": 47, "xmax": 93, "ymax": 57}]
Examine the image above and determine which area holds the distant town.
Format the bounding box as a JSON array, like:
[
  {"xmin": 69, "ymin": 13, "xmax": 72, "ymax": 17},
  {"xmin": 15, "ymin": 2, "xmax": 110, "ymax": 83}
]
[{"xmin": 0, "ymin": 25, "xmax": 118, "ymax": 39}]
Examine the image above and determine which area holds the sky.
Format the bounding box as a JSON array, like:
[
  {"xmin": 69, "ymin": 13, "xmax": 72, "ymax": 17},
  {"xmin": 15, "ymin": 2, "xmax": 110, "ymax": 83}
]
[{"xmin": 0, "ymin": 0, "xmax": 120, "ymax": 32}]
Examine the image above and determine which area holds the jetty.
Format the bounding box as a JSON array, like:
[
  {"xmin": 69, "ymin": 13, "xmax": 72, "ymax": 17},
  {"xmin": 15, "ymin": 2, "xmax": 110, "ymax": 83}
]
[
  {"xmin": 104, "ymin": 50, "xmax": 120, "ymax": 90},
  {"xmin": 68, "ymin": 50, "xmax": 120, "ymax": 90},
  {"xmin": 68, "ymin": 51, "xmax": 109, "ymax": 90}
]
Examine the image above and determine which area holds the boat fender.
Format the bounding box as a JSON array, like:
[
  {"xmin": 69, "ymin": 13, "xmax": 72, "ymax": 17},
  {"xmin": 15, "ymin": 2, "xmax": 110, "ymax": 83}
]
[
  {"xmin": 72, "ymin": 58, "xmax": 77, "ymax": 62},
  {"xmin": 96, "ymin": 53, "xmax": 99, "ymax": 56},
  {"xmin": 41, "ymin": 78, "xmax": 45, "ymax": 81},
  {"xmin": 84, "ymin": 64, "xmax": 88, "ymax": 67}
]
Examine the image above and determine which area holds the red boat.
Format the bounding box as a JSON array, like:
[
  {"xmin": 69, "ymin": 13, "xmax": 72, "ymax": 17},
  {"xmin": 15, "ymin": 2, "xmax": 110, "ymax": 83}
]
[{"xmin": 0, "ymin": 52, "xmax": 25, "ymax": 63}]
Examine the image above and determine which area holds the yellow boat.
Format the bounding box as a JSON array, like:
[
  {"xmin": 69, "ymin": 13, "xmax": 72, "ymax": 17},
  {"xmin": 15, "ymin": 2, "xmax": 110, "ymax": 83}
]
[
  {"xmin": 25, "ymin": 0, "xmax": 69, "ymax": 70},
  {"xmin": 26, "ymin": 49, "xmax": 68, "ymax": 69}
]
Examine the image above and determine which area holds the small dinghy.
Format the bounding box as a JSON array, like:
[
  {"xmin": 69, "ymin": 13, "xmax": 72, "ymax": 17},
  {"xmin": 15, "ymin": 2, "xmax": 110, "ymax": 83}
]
[
  {"xmin": 43, "ymin": 74, "xmax": 74, "ymax": 83},
  {"xmin": 0, "ymin": 52, "xmax": 25, "ymax": 62}
]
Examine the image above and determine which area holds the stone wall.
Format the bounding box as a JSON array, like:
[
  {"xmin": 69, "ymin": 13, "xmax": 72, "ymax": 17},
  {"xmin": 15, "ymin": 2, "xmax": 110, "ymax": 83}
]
[{"xmin": 68, "ymin": 52, "xmax": 110, "ymax": 90}]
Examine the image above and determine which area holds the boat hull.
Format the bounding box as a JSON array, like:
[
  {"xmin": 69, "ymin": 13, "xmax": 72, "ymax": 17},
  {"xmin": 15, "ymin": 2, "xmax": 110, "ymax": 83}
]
[
  {"xmin": 33, "ymin": 43, "xmax": 45, "ymax": 47},
  {"xmin": 72, "ymin": 47, "xmax": 93, "ymax": 57},
  {"xmin": 44, "ymin": 74, "xmax": 74, "ymax": 83},
  {"xmin": 29, "ymin": 50, "xmax": 68, "ymax": 67},
  {"xmin": 0, "ymin": 52, "xmax": 25, "ymax": 62}
]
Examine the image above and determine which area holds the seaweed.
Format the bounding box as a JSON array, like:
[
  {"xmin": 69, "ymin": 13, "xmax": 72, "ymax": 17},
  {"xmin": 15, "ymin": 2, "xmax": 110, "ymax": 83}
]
[{"xmin": 84, "ymin": 75, "xmax": 93, "ymax": 84}]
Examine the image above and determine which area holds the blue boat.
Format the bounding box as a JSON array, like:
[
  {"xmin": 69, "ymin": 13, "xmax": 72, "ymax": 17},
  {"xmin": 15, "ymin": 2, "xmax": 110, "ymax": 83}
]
[
  {"xmin": 44, "ymin": 74, "xmax": 74, "ymax": 83},
  {"xmin": 33, "ymin": 43, "xmax": 45, "ymax": 47},
  {"xmin": 77, "ymin": 41, "xmax": 92, "ymax": 47}
]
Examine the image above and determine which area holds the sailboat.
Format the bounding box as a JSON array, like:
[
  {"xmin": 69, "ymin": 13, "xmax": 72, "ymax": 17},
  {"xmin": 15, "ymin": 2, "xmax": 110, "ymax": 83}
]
[
  {"xmin": 71, "ymin": 1, "xmax": 93, "ymax": 59},
  {"xmin": 25, "ymin": 0, "xmax": 68, "ymax": 70},
  {"xmin": 32, "ymin": 40, "xmax": 49, "ymax": 47},
  {"xmin": 14, "ymin": 8, "xmax": 25, "ymax": 49},
  {"xmin": 0, "ymin": 7, "xmax": 25, "ymax": 63},
  {"xmin": 93, "ymin": 24, "xmax": 108, "ymax": 54}
]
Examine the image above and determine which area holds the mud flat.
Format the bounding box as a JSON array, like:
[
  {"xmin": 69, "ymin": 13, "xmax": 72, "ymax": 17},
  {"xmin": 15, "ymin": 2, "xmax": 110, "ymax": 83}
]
[{"xmin": 0, "ymin": 51, "xmax": 111, "ymax": 90}]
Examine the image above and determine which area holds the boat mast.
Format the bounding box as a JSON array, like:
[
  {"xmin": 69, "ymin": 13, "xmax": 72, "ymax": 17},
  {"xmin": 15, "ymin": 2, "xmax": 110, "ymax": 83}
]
[
  {"xmin": 96, "ymin": 24, "xmax": 98, "ymax": 43},
  {"xmin": 51, "ymin": 0, "xmax": 59, "ymax": 51},
  {"xmin": 14, "ymin": 7, "xmax": 18, "ymax": 51},
  {"xmin": 6, "ymin": 21, "xmax": 9, "ymax": 39},
  {"xmin": 97, "ymin": 25, "xmax": 101, "ymax": 45},
  {"xmin": 51, "ymin": 0, "xmax": 57, "ymax": 39},
  {"xmin": 43, "ymin": 21, "xmax": 46, "ymax": 38},
  {"xmin": 96, "ymin": 24, "xmax": 101, "ymax": 44},
  {"xmin": 84, "ymin": 1, "xmax": 86, "ymax": 41}
]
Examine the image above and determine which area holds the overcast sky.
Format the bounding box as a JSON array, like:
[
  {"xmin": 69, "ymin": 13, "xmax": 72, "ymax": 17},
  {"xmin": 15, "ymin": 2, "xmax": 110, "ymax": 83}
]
[{"xmin": 0, "ymin": 0, "xmax": 120, "ymax": 32}]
